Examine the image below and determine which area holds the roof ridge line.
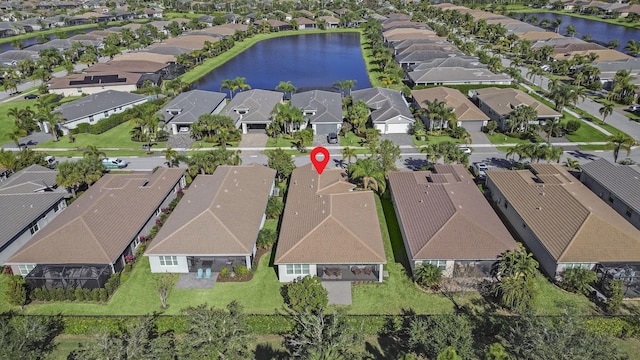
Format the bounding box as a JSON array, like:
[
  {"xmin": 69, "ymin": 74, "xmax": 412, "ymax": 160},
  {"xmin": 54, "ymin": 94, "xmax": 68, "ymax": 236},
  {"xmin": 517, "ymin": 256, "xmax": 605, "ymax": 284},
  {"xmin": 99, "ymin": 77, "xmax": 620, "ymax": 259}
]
[
  {"xmin": 276, "ymin": 214, "xmax": 332, "ymax": 263},
  {"xmin": 557, "ymin": 211, "xmax": 591, "ymax": 262},
  {"xmin": 81, "ymin": 216, "xmax": 112, "ymax": 263}
]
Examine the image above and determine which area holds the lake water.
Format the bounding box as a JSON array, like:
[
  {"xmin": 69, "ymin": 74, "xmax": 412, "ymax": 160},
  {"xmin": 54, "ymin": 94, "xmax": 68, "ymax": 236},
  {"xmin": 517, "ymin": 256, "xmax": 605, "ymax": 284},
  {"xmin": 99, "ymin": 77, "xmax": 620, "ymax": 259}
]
[
  {"xmin": 525, "ymin": 12, "xmax": 640, "ymax": 52},
  {"xmin": 193, "ymin": 32, "xmax": 371, "ymax": 92},
  {"xmin": 0, "ymin": 28, "xmax": 95, "ymax": 53}
]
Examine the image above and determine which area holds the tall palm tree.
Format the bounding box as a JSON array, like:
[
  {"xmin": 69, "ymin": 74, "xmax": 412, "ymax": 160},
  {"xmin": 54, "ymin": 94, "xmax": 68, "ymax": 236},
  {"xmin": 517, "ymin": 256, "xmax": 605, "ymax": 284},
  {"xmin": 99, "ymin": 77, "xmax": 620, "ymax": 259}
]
[
  {"xmin": 333, "ymin": 79, "xmax": 356, "ymax": 97},
  {"xmin": 83, "ymin": 145, "xmax": 106, "ymax": 159},
  {"xmin": 275, "ymin": 81, "xmax": 297, "ymax": 98},
  {"xmin": 348, "ymin": 157, "xmax": 386, "ymax": 193},
  {"xmin": 543, "ymin": 118, "xmax": 562, "ymax": 143},
  {"xmin": 0, "ymin": 149, "xmax": 17, "ymax": 173},
  {"xmin": 599, "ymin": 103, "xmax": 614, "ymax": 124},
  {"xmin": 130, "ymin": 108, "xmax": 164, "ymax": 154},
  {"xmin": 162, "ymin": 147, "xmax": 181, "ymax": 167},
  {"xmin": 624, "ymin": 40, "xmax": 640, "ymax": 56},
  {"xmin": 341, "ymin": 147, "xmax": 357, "ymax": 166},
  {"xmin": 220, "ymin": 78, "xmax": 236, "ymax": 98},
  {"xmin": 39, "ymin": 109, "xmax": 64, "ymax": 141},
  {"xmin": 607, "ymin": 133, "xmax": 635, "ymax": 163},
  {"xmin": 6, "ymin": 127, "xmax": 26, "ymax": 148}
]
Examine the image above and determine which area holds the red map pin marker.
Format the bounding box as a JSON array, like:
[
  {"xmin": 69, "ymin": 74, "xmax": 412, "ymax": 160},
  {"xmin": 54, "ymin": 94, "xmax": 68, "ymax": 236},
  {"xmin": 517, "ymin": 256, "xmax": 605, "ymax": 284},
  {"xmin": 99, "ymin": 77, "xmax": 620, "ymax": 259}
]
[{"xmin": 310, "ymin": 147, "xmax": 330, "ymax": 175}]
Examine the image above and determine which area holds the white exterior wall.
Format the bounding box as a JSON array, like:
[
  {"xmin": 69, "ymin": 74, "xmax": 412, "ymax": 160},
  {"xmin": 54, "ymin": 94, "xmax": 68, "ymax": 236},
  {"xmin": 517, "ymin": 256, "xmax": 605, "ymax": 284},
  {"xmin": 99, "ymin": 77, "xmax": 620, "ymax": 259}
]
[
  {"xmin": 61, "ymin": 98, "xmax": 148, "ymax": 132},
  {"xmin": 50, "ymin": 84, "xmax": 138, "ymax": 97},
  {"xmin": 277, "ymin": 264, "xmax": 318, "ymax": 282},
  {"xmin": 2, "ymin": 199, "xmax": 66, "ymax": 266},
  {"xmin": 149, "ymin": 255, "xmax": 189, "ymax": 273},
  {"xmin": 376, "ymin": 122, "xmax": 410, "ymax": 134}
]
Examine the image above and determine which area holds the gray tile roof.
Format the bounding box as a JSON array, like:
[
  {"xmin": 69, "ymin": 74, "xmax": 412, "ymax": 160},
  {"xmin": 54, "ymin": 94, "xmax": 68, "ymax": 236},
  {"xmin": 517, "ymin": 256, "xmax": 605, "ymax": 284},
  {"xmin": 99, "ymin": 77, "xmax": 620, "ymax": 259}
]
[
  {"xmin": 221, "ymin": 89, "xmax": 283, "ymax": 125},
  {"xmin": 396, "ymin": 50, "xmax": 463, "ymax": 64},
  {"xmin": 290, "ymin": 90, "xmax": 343, "ymax": 124},
  {"xmin": 351, "ymin": 87, "xmax": 414, "ymax": 125},
  {"xmin": 55, "ymin": 90, "xmax": 148, "ymax": 123},
  {"xmin": 0, "ymin": 165, "xmax": 65, "ymax": 253},
  {"xmin": 408, "ymin": 67, "xmax": 512, "ymax": 85},
  {"xmin": 581, "ymin": 159, "xmax": 640, "ymax": 213},
  {"xmin": 411, "ymin": 56, "xmax": 487, "ymax": 71},
  {"xmin": 0, "ymin": 50, "xmax": 39, "ymax": 62},
  {"xmin": 27, "ymin": 38, "xmax": 101, "ymax": 52},
  {"xmin": 157, "ymin": 90, "xmax": 227, "ymax": 125}
]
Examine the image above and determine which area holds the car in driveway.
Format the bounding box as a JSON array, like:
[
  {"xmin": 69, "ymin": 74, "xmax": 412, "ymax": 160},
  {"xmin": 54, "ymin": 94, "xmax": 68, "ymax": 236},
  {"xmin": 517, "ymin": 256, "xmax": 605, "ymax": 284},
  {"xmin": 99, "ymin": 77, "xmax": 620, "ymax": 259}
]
[
  {"xmin": 471, "ymin": 162, "xmax": 489, "ymax": 179},
  {"xmin": 24, "ymin": 94, "xmax": 39, "ymax": 100},
  {"xmin": 44, "ymin": 156, "xmax": 58, "ymax": 169},
  {"xmin": 101, "ymin": 158, "xmax": 128, "ymax": 169},
  {"xmin": 327, "ymin": 132, "xmax": 338, "ymax": 144}
]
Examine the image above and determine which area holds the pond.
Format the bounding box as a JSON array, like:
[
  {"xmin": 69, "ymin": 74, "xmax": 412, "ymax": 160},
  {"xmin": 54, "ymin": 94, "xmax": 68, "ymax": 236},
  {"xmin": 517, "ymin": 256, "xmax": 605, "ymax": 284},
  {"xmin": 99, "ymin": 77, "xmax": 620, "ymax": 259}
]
[
  {"xmin": 193, "ymin": 32, "xmax": 372, "ymax": 93},
  {"xmin": 0, "ymin": 28, "xmax": 95, "ymax": 53},
  {"xmin": 524, "ymin": 12, "xmax": 640, "ymax": 52}
]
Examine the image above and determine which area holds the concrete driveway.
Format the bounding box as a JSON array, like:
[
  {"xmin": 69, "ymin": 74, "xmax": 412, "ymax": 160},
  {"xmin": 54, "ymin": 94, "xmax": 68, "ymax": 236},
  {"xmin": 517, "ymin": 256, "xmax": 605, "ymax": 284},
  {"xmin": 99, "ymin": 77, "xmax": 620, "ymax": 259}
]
[{"xmin": 381, "ymin": 133, "xmax": 414, "ymax": 146}]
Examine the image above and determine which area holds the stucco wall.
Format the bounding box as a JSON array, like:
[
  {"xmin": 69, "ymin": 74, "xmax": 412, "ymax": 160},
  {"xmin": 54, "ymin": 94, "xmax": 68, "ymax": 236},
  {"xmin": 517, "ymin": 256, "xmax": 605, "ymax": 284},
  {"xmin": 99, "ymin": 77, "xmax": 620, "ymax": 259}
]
[
  {"xmin": 50, "ymin": 84, "xmax": 138, "ymax": 97},
  {"xmin": 277, "ymin": 264, "xmax": 318, "ymax": 282},
  {"xmin": 149, "ymin": 255, "xmax": 189, "ymax": 273}
]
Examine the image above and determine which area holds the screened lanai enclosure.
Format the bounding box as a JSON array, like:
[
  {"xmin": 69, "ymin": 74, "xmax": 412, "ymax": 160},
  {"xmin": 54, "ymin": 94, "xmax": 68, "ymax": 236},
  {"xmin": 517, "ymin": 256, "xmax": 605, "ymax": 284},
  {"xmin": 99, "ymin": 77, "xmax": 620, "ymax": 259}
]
[
  {"xmin": 25, "ymin": 264, "xmax": 112, "ymax": 290},
  {"xmin": 596, "ymin": 263, "xmax": 640, "ymax": 298}
]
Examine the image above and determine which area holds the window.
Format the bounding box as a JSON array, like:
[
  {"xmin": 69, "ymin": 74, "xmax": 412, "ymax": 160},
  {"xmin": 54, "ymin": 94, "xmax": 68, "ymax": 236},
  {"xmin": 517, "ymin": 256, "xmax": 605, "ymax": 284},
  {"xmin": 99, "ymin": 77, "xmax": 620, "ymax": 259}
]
[
  {"xmin": 132, "ymin": 237, "xmax": 141, "ymax": 249},
  {"xmin": 609, "ymin": 194, "xmax": 615, "ymax": 203},
  {"xmin": 29, "ymin": 222, "xmax": 39, "ymax": 235},
  {"xmin": 104, "ymin": 111, "xmax": 109, "ymax": 117},
  {"xmin": 89, "ymin": 115, "xmax": 94, "ymax": 123},
  {"xmin": 423, "ymin": 260, "xmax": 446, "ymax": 270},
  {"xmin": 54, "ymin": 201, "xmax": 66, "ymax": 213},
  {"xmin": 77, "ymin": 88, "xmax": 82, "ymax": 93},
  {"xmin": 504, "ymin": 201, "xmax": 509, "ymax": 209},
  {"xmin": 285, "ymin": 264, "xmax": 310, "ymax": 275},
  {"xmin": 626, "ymin": 207, "xmax": 632, "ymax": 217},
  {"xmin": 18, "ymin": 265, "xmax": 35, "ymax": 275},
  {"xmin": 155, "ymin": 208, "xmax": 161, "ymax": 217},
  {"xmin": 565, "ymin": 263, "xmax": 591, "ymax": 270},
  {"xmin": 159, "ymin": 256, "xmax": 178, "ymax": 266}
]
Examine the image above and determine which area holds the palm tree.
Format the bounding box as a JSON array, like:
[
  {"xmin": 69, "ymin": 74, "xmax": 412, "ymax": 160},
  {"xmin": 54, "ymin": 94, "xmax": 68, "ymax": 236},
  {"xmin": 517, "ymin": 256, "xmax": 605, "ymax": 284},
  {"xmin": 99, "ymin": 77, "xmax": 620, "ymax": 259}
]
[
  {"xmin": 83, "ymin": 145, "xmax": 106, "ymax": 159},
  {"xmin": 220, "ymin": 78, "xmax": 236, "ymax": 98},
  {"xmin": 275, "ymin": 81, "xmax": 297, "ymax": 98},
  {"xmin": 548, "ymin": 83, "xmax": 581, "ymax": 111},
  {"xmin": 607, "ymin": 133, "xmax": 635, "ymax": 163},
  {"xmin": 0, "ymin": 149, "xmax": 17, "ymax": 173},
  {"xmin": 162, "ymin": 147, "xmax": 182, "ymax": 167},
  {"xmin": 599, "ymin": 103, "xmax": 614, "ymax": 124},
  {"xmin": 543, "ymin": 118, "xmax": 562, "ymax": 143},
  {"xmin": 341, "ymin": 147, "xmax": 357, "ymax": 166},
  {"xmin": 565, "ymin": 24, "xmax": 576, "ymax": 37},
  {"xmin": 624, "ymin": 40, "xmax": 640, "ymax": 56},
  {"xmin": 6, "ymin": 127, "xmax": 26, "ymax": 148},
  {"xmin": 348, "ymin": 157, "xmax": 386, "ymax": 193},
  {"xmin": 333, "ymin": 80, "xmax": 356, "ymax": 97},
  {"xmin": 39, "ymin": 109, "xmax": 64, "ymax": 141},
  {"xmin": 564, "ymin": 158, "xmax": 581, "ymax": 170},
  {"xmin": 413, "ymin": 263, "xmax": 443, "ymax": 288},
  {"xmin": 507, "ymin": 105, "xmax": 538, "ymax": 132},
  {"xmin": 130, "ymin": 108, "xmax": 164, "ymax": 154}
]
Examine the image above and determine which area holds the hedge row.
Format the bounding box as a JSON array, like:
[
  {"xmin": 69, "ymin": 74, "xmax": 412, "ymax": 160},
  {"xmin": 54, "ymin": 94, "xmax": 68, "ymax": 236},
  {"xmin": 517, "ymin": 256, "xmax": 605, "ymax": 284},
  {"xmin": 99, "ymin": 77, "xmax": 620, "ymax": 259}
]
[
  {"xmin": 70, "ymin": 99, "xmax": 163, "ymax": 135},
  {"xmin": 10, "ymin": 314, "xmax": 640, "ymax": 337}
]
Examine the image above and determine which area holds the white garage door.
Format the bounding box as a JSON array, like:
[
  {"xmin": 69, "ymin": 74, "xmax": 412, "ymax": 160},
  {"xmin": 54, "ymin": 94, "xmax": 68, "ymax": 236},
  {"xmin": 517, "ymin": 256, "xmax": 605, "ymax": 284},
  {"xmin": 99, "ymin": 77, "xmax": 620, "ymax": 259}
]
[{"xmin": 378, "ymin": 123, "xmax": 410, "ymax": 134}]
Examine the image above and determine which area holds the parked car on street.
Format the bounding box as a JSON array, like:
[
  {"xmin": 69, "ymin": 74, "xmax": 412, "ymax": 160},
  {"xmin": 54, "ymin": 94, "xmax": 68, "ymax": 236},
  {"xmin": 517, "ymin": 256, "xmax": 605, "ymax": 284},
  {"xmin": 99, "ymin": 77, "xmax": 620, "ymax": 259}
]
[
  {"xmin": 24, "ymin": 94, "xmax": 39, "ymax": 100},
  {"xmin": 44, "ymin": 156, "xmax": 58, "ymax": 169},
  {"xmin": 101, "ymin": 158, "xmax": 128, "ymax": 169},
  {"xmin": 327, "ymin": 133, "xmax": 338, "ymax": 144},
  {"xmin": 457, "ymin": 145, "xmax": 472, "ymax": 154}
]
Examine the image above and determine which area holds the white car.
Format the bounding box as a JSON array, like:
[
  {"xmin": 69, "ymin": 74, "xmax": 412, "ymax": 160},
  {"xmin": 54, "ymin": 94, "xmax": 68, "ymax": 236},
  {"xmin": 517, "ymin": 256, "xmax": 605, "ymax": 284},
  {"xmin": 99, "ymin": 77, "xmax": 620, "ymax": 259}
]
[
  {"xmin": 457, "ymin": 146, "xmax": 472, "ymax": 154},
  {"xmin": 472, "ymin": 162, "xmax": 489, "ymax": 178},
  {"xmin": 101, "ymin": 158, "xmax": 128, "ymax": 169}
]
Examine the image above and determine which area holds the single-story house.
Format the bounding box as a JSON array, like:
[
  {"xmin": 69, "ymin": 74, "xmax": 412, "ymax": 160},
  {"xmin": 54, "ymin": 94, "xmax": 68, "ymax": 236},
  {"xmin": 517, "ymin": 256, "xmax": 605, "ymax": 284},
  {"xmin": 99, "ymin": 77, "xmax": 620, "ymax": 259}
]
[
  {"xmin": 290, "ymin": 90, "xmax": 343, "ymax": 135},
  {"xmin": 580, "ymin": 159, "xmax": 640, "ymax": 230},
  {"xmin": 274, "ymin": 164, "xmax": 386, "ymax": 282},
  {"xmin": 412, "ymin": 87, "xmax": 490, "ymax": 132},
  {"xmin": 295, "ymin": 17, "xmax": 316, "ymax": 30},
  {"xmin": 48, "ymin": 72, "xmax": 143, "ymax": 96},
  {"xmin": 594, "ymin": 58, "xmax": 640, "ymax": 87},
  {"xmin": 85, "ymin": 60, "xmax": 170, "ymax": 75},
  {"xmin": 396, "ymin": 50, "xmax": 464, "ymax": 69},
  {"xmin": 409, "ymin": 56, "xmax": 489, "ymax": 72},
  {"xmin": 6, "ymin": 168, "xmax": 186, "ymax": 289},
  {"xmin": 471, "ymin": 87, "xmax": 561, "ymax": 130},
  {"xmin": 221, "ymin": 89, "xmax": 283, "ymax": 134},
  {"xmin": 486, "ymin": 164, "xmax": 640, "ymax": 296},
  {"xmin": 112, "ymin": 52, "xmax": 176, "ymax": 64},
  {"xmin": 351, "ymin": 87, "xmax": 414, "ymax": 134},
  {"xmin": 318, "ymin": 15, "xmax": 339, "ymax": 28},
  {"xmin": 0, "ymin": 49, "xmax": 39, "ymax": 66},
  {"xmin": 388, "ymin": 165, "xmax": 517, "ymax": 276},
  {"xmin": 0, "ymin": 165, "xmax": 67, "ymax": 267},
  {"xmin": 408, "ymin": 67, "xmax": 512, "ymax": 87},
  {"xmin": 383, "ymin": 28, "xmax": 439, "ymax": 44},
  {"xmin": 157, "ymin": 90, "xmax": 227, "ymax": 134},
  {"xmin": 145, "ymin": 164, "xmax": 276, "ymax": 273},
  {"xmin": 55, "ymin": 90, "xmax": 149, "ymax": 134}
]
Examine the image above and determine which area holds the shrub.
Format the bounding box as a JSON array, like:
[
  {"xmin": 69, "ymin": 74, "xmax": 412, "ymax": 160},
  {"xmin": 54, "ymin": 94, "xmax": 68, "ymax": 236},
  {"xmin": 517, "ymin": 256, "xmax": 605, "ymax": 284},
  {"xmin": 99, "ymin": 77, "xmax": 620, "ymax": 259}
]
[
  {"xmin": 414, "ymin": 263, "xmax": 443, "ymax": 288},
  {"xmin": 65, "ymin": 288, "xmax": 76, "ymax": 301},
  {"xmin": 53, "ymin": 288, "xmax": 65, "ymax": 301},
  {"xmin": 82, "ymin": 288, "xmax": 92, "ymax": 301},
  {"xmin": 75, "ymin": 288, "xmax": 84, "ymax": 301},
  {"xmin": 219, "ymin": 267, "xmax": 230, "ymax": 278},
  {"xmin": 6, "ymin": 275, "xmax": 27, "ymax": 308},
  {"xmin": 564, "ymin": 119, "xmax": 582, "ymax": 133},
  {"xmin": 31, "ymin": 287, "xmax": 41, "ymax": 301},
  {"xmin": 586, "ymin": 317, "xmax": 634, "ymax": 338},
  {"xmin": 41, "ymin": 288, "xmax": 51, "ymax": 301},
  {"xmin": 256, "ymin": 228, "xmax": 277, "ymax": 249},
  {"xmin": 233, "ymin": 265, "xmax": 250, "ymax": 278},
  {"xmin": 91, "ymin": 288, "xmax": 100, "ymax": 302},
  {"xmin": 560, "ymin": 268, "xmax": 596, "ymax": 295},
  {"xmin": 265, "ymin": 196, "xmax": 284, "ymax": 219},
  {"xmin": 99, "ymin": 288, "xmax": 108, "ymax": 302},
  {"xmin": 75, "ymin": 123, "xmax": 91, "ymax": 134},
  {"xmin": 604, "ymin": 279, "xmax": 624, "ymax": 313}
]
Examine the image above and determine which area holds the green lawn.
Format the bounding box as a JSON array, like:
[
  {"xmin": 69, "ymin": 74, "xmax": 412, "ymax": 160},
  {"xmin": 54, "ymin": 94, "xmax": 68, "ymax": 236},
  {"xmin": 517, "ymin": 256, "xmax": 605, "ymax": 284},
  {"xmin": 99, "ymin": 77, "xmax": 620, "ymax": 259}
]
[
  {"xmin": 563, "ymin": 120, "xmax": 609, "ymax": 142},
  {"xmin": 485, "ymin": 132, "xmax": 531, "ymax": 145},
  {"xmin": 0, "ymin": 99, "xmax": 39, "ymax": 144},
  {"xmin": 340, "ymin": 132, "xmax": 364, "ymax": 147},
  {"xmin": 579, "ymin": 144, "xmax": 615, "ymax": 151},
  {"xmin": 532, "ymin": 275, "xmax": 596, "ymax": 315},
  {"xmin": 34, "ymin": 122, "xmax": 166, "ymax": 150},
  {"xmin": 266, "ymin": 137, "xmax": 297, "ymax": 148},
  {"xmin": 413, "ymin": 135, "xmax": 462, "ymax": 147}
]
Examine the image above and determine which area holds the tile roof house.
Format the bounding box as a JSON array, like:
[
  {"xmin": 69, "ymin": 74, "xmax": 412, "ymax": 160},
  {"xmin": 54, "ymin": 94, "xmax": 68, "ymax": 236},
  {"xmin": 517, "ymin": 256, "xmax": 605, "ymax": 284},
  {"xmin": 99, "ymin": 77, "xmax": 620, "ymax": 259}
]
[
  {"xmin": 112, "ymin": 52, "xmax": 177, "ymax": 64},
  {"xmin": 396, "ymin": 50, "xmax": 464, "ymax": 69},
  {"xmin": 580, "ymin": 159, "xmax": 640, "ymax": 230},
  {"xmin": 471, "ymin": 87, "xmax": 561, "ymax": 130},
  {"xmin": 388, "ymin": 166, "xmax": 517, "ymax": 275},
  {"xmin": 145, "ymin": 164, "xmax": 276, "ymax": 273},
  {"xmin": 485, "ymin": 165, "xmax": 640, "ymax": 284},
  {"xmin": 408, "ymin": 67, "xmax": 512, "ymax": 87},
  {"xmin": 290, "ymin": 90, "xmax": 343, "ymax": 135},
  {"xmin": 7, "ymin": 168, "xmax": 186, "ymax": 289},
  {"xmin": 0, "ymin": 165, "xmax": 67, "ymax": 267},
  {"xmin": 157, "ymin": 90, "xmax": 227, "ymax": 134},
  {"xmin": 351, "ymin": 87, "xmax": 414, "ymax": 134},
  {"xmin": 55, "ymin": 90, "xmax": 149, "ymax": 134},
  {"xmin": 48, "ymin": 72, "xmax": 143, "ymax": 96},
  {"xmin": 594, "ymin": 58, "xmax": 640, "ymax": 87},
  {"xmin": 274, "ymin": 164, "xmax": 386, "ymax": 282},
  {"xmin": 412, "ymin": 87, "xmax": 490, "ymax": 132},
  {"xmin": 221, "ymin": 89, "xmax": 283, "ymax": 134}
]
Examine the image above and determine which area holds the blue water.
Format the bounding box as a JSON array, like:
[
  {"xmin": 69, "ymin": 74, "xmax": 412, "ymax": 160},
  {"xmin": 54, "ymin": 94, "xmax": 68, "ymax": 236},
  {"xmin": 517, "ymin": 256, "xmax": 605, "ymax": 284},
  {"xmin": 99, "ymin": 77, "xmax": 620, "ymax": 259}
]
[
  {"xmin": 194, "ymin": 32, "xmax": 372, "ymax": 92},
  {"xmin": 525, "ymin": 12, "xmax": 640, "ymax": 52}
]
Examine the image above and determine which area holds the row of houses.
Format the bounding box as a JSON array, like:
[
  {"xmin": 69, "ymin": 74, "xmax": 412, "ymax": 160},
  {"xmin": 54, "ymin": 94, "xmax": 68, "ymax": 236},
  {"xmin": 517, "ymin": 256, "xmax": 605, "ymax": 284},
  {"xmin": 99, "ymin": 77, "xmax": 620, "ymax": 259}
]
[
  {"xmin": 435, "ymin": 3, "xmax": 640, "ymax": 86},
  {"xmin": 4, "ymin": 159, "xmax": 639, "ymax": 296}
]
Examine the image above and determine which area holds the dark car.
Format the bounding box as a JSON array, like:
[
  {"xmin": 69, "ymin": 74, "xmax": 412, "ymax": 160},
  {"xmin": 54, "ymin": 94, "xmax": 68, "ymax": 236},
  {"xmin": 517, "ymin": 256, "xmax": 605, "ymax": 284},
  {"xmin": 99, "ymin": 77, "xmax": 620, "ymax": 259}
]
[
  {"xmin": 24, "ymin": 94, "xmax": 39, "ymax": 100},
  {"xmin": 327, "ymin": 133, "xmax": 338, "ymax": 144}
]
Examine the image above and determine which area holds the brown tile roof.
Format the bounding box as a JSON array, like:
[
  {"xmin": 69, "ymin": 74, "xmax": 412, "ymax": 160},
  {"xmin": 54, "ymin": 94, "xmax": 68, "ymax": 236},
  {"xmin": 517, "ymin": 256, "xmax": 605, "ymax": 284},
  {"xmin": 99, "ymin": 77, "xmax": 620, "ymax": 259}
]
[
  {"xmin": 486, "ymin": 165, "xmax": 640, "ymax": 263},
  {"xmin": 112, "ymin": 52, "xmax": 176, "ymax": 64},
  {"xmin": 383, "ymin": 28, "xmax": 438, "ymax": 41},
  {"xmin": 145, "ymin": 165, "xmax": 276, "ymax": 256},
  {"xmin": 552, "ymin": 49, "xmax": 631, "ymax": 62},
  {"xmin": 475, "ymin": 87, "xmax": 561, "ymax": 118},
  {"xmin": 152, "ymin": 35, "xmax": 215, "ymax": 50},
  {"xmin": 516, "ymin": 31, "xmax": 565, "ymax": 41},
  {"xmin": 388, "ymin": 166, "xmax": 517, "ymax": 261},
  {"xmin": 7, "ymin": 168, "xmax": 185, "ymax": 265},
  {"xmin": 412, "ymin": 87, "xmax": 489, "ymax": 122},
  {"xmin": 85, "ymin": 60, "xmax": 169, "ymax": 74},
  {"xmin": 274, "ymin": 164, "xmax": 386, "ymax": 265}
]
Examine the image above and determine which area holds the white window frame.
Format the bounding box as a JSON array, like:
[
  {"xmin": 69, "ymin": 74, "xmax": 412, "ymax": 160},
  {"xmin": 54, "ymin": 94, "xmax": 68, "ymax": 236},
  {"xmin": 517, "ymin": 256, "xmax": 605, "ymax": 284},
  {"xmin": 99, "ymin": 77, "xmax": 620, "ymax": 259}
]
[
  {"xmin": 18, "ymin": 265, "xmax": 35, "ymax": 275},
  {"xmin": 159, "ymin": 256, "xmax": 178, "ymax": 266},
  {"xmin": 29, "ymin": 222, "xmax": 39, "ymax": 235},
  {"xmin": 423, "ymin": 260, "xmax": 446, "ymax": 270},
  {"xmin": 132, "ymin": 237, "xmax": 141, "ymax": 249},
  {"xmin": 285, "ymin": 264, "xmax": 310, "ymax": 275},
  {"xmin": 564, "ymin": 263, "xmax": 592, "ymax": 270}
]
